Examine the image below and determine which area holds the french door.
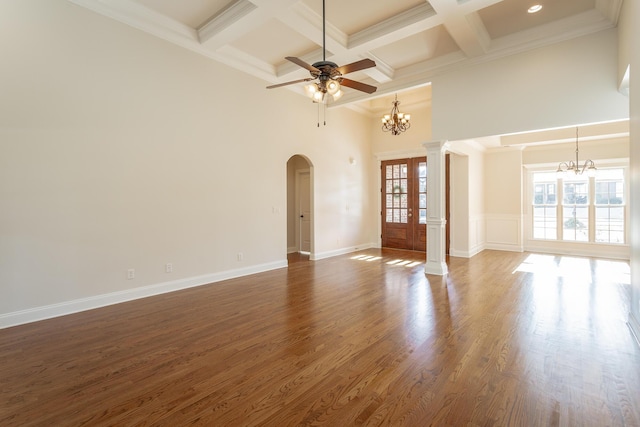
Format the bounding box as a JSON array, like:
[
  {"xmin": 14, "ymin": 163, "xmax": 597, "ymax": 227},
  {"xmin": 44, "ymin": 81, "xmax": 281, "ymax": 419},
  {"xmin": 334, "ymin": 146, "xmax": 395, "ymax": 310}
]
[{"xmin": 381, "ymin": 157, "xmax": 427, "ymax": 251}]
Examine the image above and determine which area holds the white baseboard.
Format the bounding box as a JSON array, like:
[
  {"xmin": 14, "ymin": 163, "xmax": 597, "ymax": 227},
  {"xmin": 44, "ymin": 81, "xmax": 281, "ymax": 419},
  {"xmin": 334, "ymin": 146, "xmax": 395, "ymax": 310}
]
[
  {"xmin": 485, "ymin": 243, "xmax": 524, "ymax": 253},
  {"xmin": 0, "ymin": 259, "xmax": 287, "ymax": 329},
  {"xmin": 450, "ymin": 243, "xmax": 487, "ymax": 258},
  {"xmin": 524, "ymin": 242, "xmax": 630, "ymax": 260},
  {"xmin": 311, "ymin": 243, "xmax": 375, "ymax": 261}
]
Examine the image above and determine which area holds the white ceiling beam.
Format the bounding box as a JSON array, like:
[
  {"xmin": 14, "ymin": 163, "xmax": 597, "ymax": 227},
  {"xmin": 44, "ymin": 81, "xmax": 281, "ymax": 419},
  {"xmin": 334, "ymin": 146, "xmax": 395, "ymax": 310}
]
[
  {"xmin": 198, "ymin": 0, "xmax": 299, "ymax": 50},
  {"xmin": 428, "ymin": 0, "xmax": 490, "ymax": 57},
  {"xmin": 198, "ymin": 0, "xmax": 257, "ymax": 44},
  {"xmin": 348, "ymin": 3, "xmax": 437, "ymax": 49}
]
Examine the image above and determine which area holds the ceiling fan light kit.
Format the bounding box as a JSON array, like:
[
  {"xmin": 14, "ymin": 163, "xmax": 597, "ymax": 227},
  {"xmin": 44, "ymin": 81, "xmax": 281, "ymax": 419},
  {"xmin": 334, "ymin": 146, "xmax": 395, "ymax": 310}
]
[{"xmin": 266, "ymin": 0, "xmax": 377, "ymax": 106}]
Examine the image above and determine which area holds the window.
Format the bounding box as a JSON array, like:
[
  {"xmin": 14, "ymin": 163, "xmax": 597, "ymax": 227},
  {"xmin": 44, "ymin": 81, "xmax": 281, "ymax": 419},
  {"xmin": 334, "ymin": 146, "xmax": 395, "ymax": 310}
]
[
  {"xmin": 532, "ymin": 172, "xmax": 557, "ymax": 239},
  {"xmin": 594, "ymin": 169, "xmax": 625, "ymax": 243},
  {"xmin": 530, "ymin": 168, "xmax": 626, "ymax": 245},
  {"xmin": 562, "ymin": 176, "xmax": 589, "ymax": 241}
]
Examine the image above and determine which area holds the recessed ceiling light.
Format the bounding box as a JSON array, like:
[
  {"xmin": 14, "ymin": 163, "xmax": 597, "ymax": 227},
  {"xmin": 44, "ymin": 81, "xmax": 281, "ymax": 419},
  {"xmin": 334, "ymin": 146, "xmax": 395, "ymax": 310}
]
[{"xmin": 528, "ymin": 4, "xmax": 543, "ymax": 13}]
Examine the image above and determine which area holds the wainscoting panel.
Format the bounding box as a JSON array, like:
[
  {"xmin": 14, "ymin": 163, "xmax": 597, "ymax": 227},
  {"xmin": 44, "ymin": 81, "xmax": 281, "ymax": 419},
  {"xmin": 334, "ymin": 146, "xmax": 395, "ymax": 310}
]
[{"xmin": 485, "ymin": 214, "xmax": 523, "ymax": 252}]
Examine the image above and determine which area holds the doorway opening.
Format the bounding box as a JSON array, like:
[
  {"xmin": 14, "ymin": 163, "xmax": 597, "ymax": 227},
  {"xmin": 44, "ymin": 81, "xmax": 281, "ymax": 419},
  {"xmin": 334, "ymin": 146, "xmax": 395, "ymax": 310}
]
[{"xmin": 287, "ymin": 155, "xmax": 314, "ymax": 261}]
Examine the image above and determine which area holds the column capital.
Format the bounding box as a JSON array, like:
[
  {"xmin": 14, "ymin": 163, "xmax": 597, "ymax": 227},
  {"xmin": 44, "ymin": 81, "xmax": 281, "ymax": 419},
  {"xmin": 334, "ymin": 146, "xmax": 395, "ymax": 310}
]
[{"xmin": 422, "ymin": 140, "xmax": 450, "ymax": 153}]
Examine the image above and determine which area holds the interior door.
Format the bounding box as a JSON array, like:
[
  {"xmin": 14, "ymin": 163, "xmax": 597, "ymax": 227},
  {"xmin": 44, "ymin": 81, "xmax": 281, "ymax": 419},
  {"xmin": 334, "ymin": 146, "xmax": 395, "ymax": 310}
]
[
  {"xmin": 297, "ymin": 170, "xmax": 311, "ymax": 253},
  {"xmin": 381, "ymin": 157, "xmax": 427, "ymax": 251}
]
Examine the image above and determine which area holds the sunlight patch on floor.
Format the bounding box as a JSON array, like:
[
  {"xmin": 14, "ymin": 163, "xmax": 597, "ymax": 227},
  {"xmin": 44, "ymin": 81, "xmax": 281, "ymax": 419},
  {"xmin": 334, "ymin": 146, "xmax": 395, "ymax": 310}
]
[
  {"xmin": 351, "ymin": 255, "xmax": 382, "ymax": 262},
  {"xmin": 351, "ymin": 255, "xmax": 422, "ymax": 268},
  {"xmin": 512, "ymin": 253, "xmax": 630, "ymax": 285}
]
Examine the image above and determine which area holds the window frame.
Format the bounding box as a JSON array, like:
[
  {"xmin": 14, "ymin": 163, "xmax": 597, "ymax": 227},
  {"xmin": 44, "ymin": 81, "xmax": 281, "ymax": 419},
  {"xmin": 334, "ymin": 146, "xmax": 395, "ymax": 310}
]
[{"xmin": 525, "ymin": 163, "xmax": 629, "ymax": 250}]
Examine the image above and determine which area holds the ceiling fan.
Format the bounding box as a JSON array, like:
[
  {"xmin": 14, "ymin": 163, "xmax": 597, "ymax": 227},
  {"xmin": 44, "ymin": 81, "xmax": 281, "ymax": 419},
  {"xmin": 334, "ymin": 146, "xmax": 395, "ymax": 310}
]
[{"xmin": 266, "ymin": 0, "xmax": 377, "ymax": 103}]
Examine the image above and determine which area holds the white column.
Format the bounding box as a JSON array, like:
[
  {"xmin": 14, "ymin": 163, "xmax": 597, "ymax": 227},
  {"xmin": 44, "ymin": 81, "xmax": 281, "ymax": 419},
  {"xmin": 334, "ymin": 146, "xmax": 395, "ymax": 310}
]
[{"xmin": 423, "ymin": 140, "xmax": 449, "ymax": 275}]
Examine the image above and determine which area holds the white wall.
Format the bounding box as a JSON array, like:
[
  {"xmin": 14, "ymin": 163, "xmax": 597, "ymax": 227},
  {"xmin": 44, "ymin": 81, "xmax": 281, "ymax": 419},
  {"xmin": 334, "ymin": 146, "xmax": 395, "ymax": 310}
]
[
  {"xmin": 621, "ymin": 0, "xmax": 640, "ymax": 341},
  {"xmin": 448, "ymin": 141, "xmax": 485, "ymax": 257},
  {"xmin": 0, "ymin": 0, "xmax": 374, "ymax": 326},
  {"xmin": 431, "ymin": 29, "xmax": 629, "ymax": 141},
  {"xmin": 371, "ymin": 92, "xmax": 433, "ymax": 156},
  {"xmin": 484, "ymin": 149, "xmax": 523, "ymax": 252}
]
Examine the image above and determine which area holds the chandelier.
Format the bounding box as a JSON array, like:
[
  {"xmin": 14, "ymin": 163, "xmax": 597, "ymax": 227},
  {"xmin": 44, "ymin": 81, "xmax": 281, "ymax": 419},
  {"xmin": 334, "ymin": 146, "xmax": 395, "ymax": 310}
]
[
  {"xmin": 556, "ymin": 127, "xmax": 597, "ymax": 177},
  {"xmin": 381, "ymin": 94, "xmax": 410, "ymax": 135}
]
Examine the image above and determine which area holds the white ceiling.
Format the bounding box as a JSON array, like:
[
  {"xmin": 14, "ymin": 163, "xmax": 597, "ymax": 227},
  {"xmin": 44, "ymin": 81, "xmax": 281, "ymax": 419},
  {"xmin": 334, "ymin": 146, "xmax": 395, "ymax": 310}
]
[{"xmin": 68, "ymin": 0, "xmax": 625, "ymax": 144}]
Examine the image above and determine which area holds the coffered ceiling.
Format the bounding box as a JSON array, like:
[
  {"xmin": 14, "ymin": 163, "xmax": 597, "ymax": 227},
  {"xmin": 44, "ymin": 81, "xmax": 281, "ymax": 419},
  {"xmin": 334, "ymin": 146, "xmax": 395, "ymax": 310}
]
[{"xmin": 69, "ymin": 0, "xmax": 625, "ymax": 146}]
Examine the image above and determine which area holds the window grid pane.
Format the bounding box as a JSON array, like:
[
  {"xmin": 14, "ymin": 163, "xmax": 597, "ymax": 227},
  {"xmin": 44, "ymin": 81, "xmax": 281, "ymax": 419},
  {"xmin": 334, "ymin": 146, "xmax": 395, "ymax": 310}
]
[
  {"xmin": 563, "ymin": 206, "xmax": 589, "ymax": 242},
  {"xmin": 563, "ymin": 180, "xmax": 588, "ymax": 205}
]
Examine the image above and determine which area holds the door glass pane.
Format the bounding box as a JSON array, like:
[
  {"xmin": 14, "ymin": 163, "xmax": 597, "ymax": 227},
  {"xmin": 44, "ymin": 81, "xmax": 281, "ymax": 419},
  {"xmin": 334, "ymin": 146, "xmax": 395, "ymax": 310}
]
[
  {"xmin": 417, "ymin": 161, "xmax": 427, "ymax": 224},
  {"xmin": 400, "ymin": 164, "xmax": 408, "ymax": 178},
  {"xmin": 400, "ymin": 209, "xmax": 408, "ymax": 223},
  {"xmin": 384, "ymin": 162, "xmax": 411, "ymax": 224},
  {"xmin": 419, "ymin": 209, "xmax": 426, "ymax": 224},
  {"xmin": 419, "ymin": 177, "xmax": 426, "ymax": 193}
]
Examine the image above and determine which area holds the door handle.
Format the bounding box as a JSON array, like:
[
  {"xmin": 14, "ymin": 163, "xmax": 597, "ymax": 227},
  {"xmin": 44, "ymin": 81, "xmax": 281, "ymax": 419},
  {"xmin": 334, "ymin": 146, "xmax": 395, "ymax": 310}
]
[{"xmin": 300, "ymin": 215, "xmax": 304, "ymax": 218}]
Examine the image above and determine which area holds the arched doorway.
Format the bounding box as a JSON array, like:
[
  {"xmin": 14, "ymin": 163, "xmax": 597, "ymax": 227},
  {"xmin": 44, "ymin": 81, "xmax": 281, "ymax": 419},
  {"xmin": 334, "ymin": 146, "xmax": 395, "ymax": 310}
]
[{"xmin": 287, "ymin": 155, "xmax": 314, "ymax": 261}]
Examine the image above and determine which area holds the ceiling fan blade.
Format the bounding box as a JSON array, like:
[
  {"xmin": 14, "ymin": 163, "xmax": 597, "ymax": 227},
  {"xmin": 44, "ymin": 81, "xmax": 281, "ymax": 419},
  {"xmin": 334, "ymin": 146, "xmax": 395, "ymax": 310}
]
[
  {"xmin": 285, "ymin": 56, "xmax": 320, "ymax": 73},
  {"xmin": 335, "ymin": 58, "xmax": 376, "ymax": 75},
  {"xmin": 266, "ymin": 78, "xmax": 315, "ymax": 89},
  {"xmin": 340, "ymin": 78, "xmax": 377, "ymax": 94}
]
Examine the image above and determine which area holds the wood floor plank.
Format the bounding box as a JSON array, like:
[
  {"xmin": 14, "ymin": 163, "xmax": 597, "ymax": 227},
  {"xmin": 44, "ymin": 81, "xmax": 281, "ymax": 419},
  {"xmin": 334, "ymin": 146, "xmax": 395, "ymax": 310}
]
[{"xmin": 1, "ymin": 249, "xmax": 639, "ymax": 426}]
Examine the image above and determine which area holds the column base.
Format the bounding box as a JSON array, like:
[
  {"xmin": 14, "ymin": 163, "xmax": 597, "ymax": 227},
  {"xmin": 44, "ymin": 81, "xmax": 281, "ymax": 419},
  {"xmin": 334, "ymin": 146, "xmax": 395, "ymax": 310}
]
[{"xmin": 424, "ymin": 259, "xmax": 448, "ymax": 276}]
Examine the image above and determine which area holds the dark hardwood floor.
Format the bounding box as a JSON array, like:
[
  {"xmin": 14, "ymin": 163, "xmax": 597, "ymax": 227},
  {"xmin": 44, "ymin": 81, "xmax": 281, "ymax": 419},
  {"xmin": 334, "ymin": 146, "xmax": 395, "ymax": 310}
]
[{"xmin": 1, "ymin": 249, "xmax": 639, "ymax": 426}]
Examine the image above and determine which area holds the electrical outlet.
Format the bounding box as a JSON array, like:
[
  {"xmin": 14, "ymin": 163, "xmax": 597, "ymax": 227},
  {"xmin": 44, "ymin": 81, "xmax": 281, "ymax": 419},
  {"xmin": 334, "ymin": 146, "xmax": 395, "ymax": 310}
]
[
  {"xmin": 165, "ymin": 263, "xmax": 173, "ymax": 273},
  {"xmin": 237, "ymin": 252, "xmax": 243, "ymax": 261},
  {"xmin": 127, "ymin": 268, "xmax": 135, "ymax": 280}
]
